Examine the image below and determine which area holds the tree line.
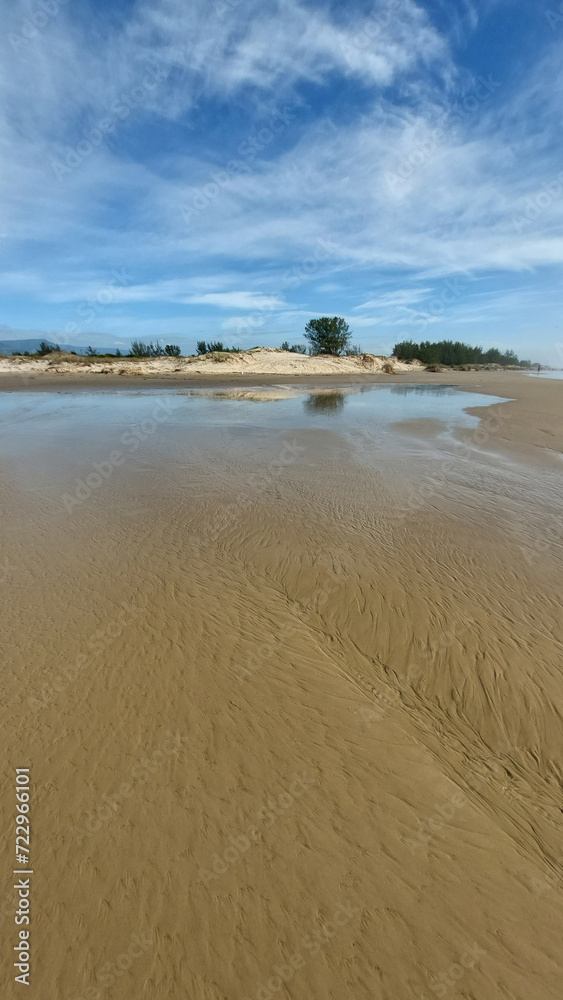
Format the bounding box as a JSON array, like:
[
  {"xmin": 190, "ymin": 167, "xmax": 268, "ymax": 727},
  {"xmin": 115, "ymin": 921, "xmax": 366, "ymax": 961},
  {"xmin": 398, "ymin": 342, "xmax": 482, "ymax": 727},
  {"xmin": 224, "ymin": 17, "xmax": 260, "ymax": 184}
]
[
  {"xmin": 392, "ymin": 340, "xmax": 532, "ymax": 367},
  {"xmin": 12, "ymin": 340, "xmax": 182, "ymax": 358},
  {"xmin": 10, "ymin": 327, "xmax": 531, "ymax": 366}
]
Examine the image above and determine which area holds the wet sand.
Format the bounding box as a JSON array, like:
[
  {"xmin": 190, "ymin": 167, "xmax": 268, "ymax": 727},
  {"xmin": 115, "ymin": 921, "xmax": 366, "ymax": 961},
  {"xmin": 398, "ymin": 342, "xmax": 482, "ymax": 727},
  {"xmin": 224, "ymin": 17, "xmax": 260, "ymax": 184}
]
[{"xmin": 1, "ymin": 373, "xmax": 562, "ymax": 998}]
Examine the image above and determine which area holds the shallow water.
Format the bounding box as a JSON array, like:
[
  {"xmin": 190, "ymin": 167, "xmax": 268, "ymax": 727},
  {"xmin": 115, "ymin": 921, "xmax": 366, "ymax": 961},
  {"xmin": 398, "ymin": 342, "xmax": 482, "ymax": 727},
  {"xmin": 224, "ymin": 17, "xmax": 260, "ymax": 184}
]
[
  {"xmin": 0, "ymin": 382, "xmax": 534, "ymax": 515},
  {"xmin": 0, "ymin": 383, "xmax": 502, "ymax": 465}
]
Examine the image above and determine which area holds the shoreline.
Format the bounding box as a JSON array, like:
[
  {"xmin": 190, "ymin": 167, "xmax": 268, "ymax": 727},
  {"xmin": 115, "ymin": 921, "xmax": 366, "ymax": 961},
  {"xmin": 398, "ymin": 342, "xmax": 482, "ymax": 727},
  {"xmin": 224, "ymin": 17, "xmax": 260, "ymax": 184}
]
[{"xmin": 1, "ymin": 369, "xmax": 560, "ymax": 464}]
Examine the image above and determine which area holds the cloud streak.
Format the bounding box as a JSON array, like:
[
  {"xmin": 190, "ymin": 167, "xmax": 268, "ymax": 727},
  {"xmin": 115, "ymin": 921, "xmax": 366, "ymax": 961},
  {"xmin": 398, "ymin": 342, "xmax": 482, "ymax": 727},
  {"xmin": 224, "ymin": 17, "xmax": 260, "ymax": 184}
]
[{"xmin": 0, "ymin": 0, "xmax": 561, "ymax": 361}]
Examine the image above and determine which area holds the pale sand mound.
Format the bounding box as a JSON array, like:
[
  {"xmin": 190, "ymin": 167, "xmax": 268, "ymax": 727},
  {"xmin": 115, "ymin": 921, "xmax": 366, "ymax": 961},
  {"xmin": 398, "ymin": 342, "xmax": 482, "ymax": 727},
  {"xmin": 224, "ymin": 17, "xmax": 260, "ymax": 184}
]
[{"xmin": 0, "ymin": 347, "xmax": 421, "ymax": 377}]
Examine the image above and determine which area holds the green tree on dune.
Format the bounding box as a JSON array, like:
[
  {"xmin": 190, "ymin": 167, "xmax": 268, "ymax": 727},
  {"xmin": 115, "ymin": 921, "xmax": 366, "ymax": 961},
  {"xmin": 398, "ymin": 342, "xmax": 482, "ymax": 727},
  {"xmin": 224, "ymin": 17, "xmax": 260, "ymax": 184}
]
[{"xmin": 304, "ymin": 317, "xmax": 351, "ymax": 356}]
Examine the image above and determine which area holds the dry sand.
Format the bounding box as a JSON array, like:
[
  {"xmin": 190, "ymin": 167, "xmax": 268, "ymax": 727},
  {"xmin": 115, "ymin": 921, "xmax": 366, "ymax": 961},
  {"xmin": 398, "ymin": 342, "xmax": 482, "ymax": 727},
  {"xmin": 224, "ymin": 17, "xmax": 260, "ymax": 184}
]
[
  {"xmin": 1, "ymin": 372, "xmax": 562, "ymax": 998},
  {"xmin": 0, "ymin": 347, "xmax": 422, "ymax": 379}
]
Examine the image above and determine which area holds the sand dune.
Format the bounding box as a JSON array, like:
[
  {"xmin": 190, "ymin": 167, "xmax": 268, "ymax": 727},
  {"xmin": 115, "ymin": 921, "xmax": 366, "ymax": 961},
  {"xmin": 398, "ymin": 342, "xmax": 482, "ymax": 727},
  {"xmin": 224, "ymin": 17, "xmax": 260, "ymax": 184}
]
[{"xmin": 0, "ymin": 346, "xmax": 421, "ymax": 378}]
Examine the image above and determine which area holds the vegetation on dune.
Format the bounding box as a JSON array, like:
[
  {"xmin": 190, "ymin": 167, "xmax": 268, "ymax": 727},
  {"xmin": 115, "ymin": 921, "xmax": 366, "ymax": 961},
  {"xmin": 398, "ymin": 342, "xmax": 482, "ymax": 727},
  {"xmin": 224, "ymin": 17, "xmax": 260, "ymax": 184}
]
[
  {"xmin": 280, "ymin": 341, "xmax": 307, "ymax": 354},
  {"xmin": 37, "ymin": 340, "xmax": 60, "ymax": 355},
  {"xmin": 128, "ymin": 340, "xmax": 181, "ymax": 357},
  {"xmin": 393, "ymin": 339, "xmax": 531, "ymax": 367},
  {"xmin": 196, "ymin": 340, "xmax": 242, "ymax": 354},
  {"xmin": 304, "ymin": 317, "xmax": 352, "ymax": 356},
  {"xmin": 5, "ymin": 332, "xmax": 533, "ymax": 369}
]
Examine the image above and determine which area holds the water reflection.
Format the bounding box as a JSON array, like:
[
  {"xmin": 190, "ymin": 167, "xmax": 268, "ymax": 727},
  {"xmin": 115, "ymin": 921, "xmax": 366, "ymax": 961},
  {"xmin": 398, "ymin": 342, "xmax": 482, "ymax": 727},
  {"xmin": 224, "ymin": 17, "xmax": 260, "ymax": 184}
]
[
  {"xmin": 303, "ymin": 392, "xmax": 346, "ymax": 413},
  {"xmin": 389, "ymin": 385, "xmax": 457, "ymax": 397}
]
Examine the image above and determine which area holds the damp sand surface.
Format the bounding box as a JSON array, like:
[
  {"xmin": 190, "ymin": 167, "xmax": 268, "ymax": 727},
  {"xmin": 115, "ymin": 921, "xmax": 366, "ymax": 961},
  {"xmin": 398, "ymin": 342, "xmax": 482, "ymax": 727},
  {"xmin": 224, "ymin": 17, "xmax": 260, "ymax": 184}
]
[{"xmin": 1, "ymin": 375, "xmax": 562, "ymax": 999}]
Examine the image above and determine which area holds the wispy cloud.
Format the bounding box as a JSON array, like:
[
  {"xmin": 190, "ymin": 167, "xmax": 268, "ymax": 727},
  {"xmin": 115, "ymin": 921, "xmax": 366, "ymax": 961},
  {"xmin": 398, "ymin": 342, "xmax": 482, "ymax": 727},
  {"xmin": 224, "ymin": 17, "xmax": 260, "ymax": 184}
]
[{"xmin": 0, "ymin": 0, "xmax": 561, "ymax": 361}]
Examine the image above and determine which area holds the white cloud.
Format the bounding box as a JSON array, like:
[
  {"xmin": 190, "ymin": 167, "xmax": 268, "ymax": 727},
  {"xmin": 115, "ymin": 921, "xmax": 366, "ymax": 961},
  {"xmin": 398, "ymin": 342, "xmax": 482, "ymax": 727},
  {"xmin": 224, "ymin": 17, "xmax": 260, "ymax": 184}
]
[{"xmin": 0, "ymin": 0, "xmax": 562, "ymax": 361}]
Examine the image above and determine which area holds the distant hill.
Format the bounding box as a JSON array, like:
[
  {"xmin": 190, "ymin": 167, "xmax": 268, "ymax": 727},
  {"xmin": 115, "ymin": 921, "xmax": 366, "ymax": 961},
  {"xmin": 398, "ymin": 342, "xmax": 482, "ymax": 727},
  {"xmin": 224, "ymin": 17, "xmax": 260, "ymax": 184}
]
[{"xmin": 0, "ymin": 339, "xmax": 117, "ymax": 356}]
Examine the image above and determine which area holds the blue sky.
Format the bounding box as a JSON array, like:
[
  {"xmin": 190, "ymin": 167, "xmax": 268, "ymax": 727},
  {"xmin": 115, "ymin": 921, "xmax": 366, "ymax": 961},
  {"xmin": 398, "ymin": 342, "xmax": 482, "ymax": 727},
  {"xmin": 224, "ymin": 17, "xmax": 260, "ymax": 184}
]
[{"xmin": 1, "ymin": 0, "xmax": 563, "ymax": 362}]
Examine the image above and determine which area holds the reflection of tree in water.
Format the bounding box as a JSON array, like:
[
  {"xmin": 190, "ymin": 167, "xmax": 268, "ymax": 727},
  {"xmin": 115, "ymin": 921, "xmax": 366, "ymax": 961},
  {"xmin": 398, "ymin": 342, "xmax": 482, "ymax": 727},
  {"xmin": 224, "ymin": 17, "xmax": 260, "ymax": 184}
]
[
  {"xmin": 390, "ymin": 385, "xmax": 453, "ymax": 397},
  {"xmin": 304, "ymin": 392, "xmax": 346, "ymax": 413}
]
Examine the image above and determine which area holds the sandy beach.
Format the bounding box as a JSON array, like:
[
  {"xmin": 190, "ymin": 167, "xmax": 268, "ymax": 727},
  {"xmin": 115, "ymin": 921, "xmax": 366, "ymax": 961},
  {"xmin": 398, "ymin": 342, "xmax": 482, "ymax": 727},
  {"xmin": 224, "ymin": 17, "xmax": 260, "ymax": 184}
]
[
  {"xmin": 1, "ymin": 371, "xmax": 562, "ymax": 999},
  {"xmin": 4, "ymin": 0, "xmax": 563, "ymax": 992}
]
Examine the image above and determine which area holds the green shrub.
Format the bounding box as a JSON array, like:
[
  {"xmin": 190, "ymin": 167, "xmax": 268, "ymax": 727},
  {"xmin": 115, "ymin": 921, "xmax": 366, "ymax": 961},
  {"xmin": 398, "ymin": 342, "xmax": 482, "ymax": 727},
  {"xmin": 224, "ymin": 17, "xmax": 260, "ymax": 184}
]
[
  {"xmin": 36, "ymin": 341, "xmax": 59, "ymax": 356},
  {"xmin": 129, "ymin": 340, "xmax": 167, "ymax": 358},
  {"xmin": 281, "ymin": 341, "xmax": 307, "ymax": 353},
  {"xmin": 196, "ymin": 340, "xmax": 241, "ymax": 355}
]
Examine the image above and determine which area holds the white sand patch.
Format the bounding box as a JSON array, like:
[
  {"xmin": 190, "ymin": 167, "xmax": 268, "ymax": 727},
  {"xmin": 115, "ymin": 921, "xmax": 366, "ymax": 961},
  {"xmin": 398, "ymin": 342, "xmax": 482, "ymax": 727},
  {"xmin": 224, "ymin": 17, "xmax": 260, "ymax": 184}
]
[{"xmin": 0, "ymin": 348, "xmax": 423, "ymax": 377}]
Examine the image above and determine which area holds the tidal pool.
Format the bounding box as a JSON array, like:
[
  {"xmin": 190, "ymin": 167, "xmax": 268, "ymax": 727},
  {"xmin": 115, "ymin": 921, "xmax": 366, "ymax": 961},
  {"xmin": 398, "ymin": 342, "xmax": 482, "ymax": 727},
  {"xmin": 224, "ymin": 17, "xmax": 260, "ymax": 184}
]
[{"xmin": 0, "ymin": 383, "xmax": 507, "ymax": 502}]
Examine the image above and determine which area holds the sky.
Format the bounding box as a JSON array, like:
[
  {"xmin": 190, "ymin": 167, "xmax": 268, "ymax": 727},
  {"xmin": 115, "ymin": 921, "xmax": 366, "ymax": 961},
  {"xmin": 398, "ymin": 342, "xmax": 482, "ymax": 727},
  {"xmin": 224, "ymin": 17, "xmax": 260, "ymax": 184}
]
[{"xmin": 1, "ymin": 0, "xmax": 563, "ymax": 363}]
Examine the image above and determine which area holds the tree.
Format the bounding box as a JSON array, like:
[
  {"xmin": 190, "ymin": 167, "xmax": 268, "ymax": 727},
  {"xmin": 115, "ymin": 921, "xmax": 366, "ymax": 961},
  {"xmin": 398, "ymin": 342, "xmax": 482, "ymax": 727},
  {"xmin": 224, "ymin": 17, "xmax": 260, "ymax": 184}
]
[
  {"xmin": 86, "ymin": 346, "xmax": 98, "ymax": 355},
  {"xmin": 392, "ymin": 340, "xmax": 419, "ymax": 361},
  {"xmin": 281, "ymin": 341, "xmax": 307, "ymax": 353},
  {"xmin": 164, "ymin": 344, "xmax": 181, "ymax": 356},
  {"xmin": 36, "ymin": 341, "xmax": 58, "ymax": 355},
  {"xmin": 392, "ymin": 339, "xmax": 528, "ymax": 367},
  {"xmin": 129, "ymin": 340, "xmax": 166, "ymax": 357},
  {"xmin": 304, "ymin": 317, "xmax": 351, "ymax": 356},
  {"xmin": 195, "ymin": 340, "xmax": 241, "ymax": 355},
  {"xmin": 129, "ymin": 340, "xmax": 149, "ymax": 357}
]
